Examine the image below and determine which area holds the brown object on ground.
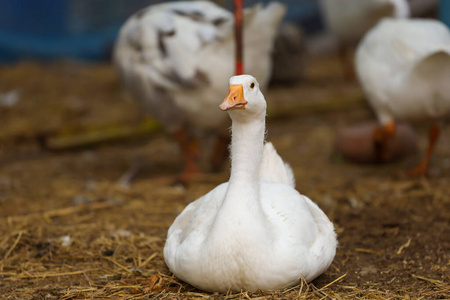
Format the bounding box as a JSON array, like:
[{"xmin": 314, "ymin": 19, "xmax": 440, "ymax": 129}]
[
  {"xmin": 0, "ymin": 60, "xmax": 449, "ymax": 299},
  {"xmin": 336, "ymin": 121, "xmax": 418, "ymax": 164}
]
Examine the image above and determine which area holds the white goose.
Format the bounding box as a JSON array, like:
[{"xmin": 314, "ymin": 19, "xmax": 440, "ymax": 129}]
[
  {"xmin": 113, "ymin": 1, "xmax": 285, "ymax": 179},
  {"xmin": 164, "ymin": 75, "xmax": 337, "ymax": 292},
  {"xmin": 355, "ymin": 18, "xmax": 450, "ymax": 174}
]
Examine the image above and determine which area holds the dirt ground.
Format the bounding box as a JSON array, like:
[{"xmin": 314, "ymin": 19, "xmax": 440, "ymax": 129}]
[{"xmin": 0, "ymin": 57, "xmax": 449, "ymax": 299}]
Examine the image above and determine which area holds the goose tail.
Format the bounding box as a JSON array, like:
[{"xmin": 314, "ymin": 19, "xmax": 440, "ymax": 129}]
[
  {"xmin": 415, "ymin": 50, "xmax": 450, "ymax": 76},
  {"xmin": 259, "ymin": 142, "xmax": 295, "ymax": 187},
  {"xmin": 414, "ymin": 49, "xmax": 450, "ymax": 99}
]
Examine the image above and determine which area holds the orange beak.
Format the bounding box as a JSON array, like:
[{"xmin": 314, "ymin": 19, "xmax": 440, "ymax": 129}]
[{"xmin": 219, "ymin": 84, "xmax": 247, "ymax": 111}]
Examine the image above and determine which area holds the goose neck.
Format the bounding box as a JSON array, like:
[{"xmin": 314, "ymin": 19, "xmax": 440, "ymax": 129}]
[{"xmin": 228, "ymin": 115, "xmax": 265, "ymax": 190}]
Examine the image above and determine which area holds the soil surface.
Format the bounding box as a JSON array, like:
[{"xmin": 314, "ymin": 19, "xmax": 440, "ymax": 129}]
[{"xmin": 0, "ymin": 58, "xmax": 449, "ymax": 299}]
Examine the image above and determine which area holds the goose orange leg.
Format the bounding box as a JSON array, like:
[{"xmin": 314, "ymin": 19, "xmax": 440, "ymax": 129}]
[
  {"xmin": 173, "ymin": 129, "xmax": 202, "ymax": 182},
  {"xmin": 407, "ymin": 124, "xmax": 440, "ymax": 176},
  {"xmin": 373, "ymin": 121, "xmax": 396, "ymax": 163}
]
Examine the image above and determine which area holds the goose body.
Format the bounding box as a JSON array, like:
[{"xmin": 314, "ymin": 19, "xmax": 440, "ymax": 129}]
[
  {"xmin": 355, "ymin": 18, "xmax": 450, "ymax": 173},
  {"xmin": 164, "ymin": 75, "xmax": 337, "ymax": 292},
  {"xmin": 356, "ymin": 18, "xmax": 450, "ymax": 125},
  {"xmin": 113, "ymin": 1, "xmax": 285, "ymax": 133},
  {"xmin": 320, "ymin": 0, "xmax": 410, "ymax": 43}
]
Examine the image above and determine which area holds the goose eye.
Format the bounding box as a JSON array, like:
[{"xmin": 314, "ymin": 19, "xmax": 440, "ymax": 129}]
[{"xmin": 250, "ymin": 82, "xmax": 255, "ymax": 89}]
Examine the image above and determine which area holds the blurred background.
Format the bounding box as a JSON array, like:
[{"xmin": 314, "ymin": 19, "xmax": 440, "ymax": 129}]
[
  {"xmin": 0, "ymin": 0, "xmax": 445, "ymax": 153},
  {"xmin": 0, "ymin": 0, "xmax": 320, "ymax": 62},
  {"xmin": 0, "ymin": 0, "xmax": 445, "ymax": 63},
  {"xmin": 1, "ymin": 1, "xmax": 450, "ymax": 298}
]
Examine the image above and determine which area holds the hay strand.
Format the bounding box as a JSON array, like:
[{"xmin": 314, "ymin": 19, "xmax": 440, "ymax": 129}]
[
  {"xmin": 396, "ymin": 238, "xmax": 412, "ymax": 255},
  {"xmin": 2, "ymin": 231, "xmax": 23, "ymax": 261}
]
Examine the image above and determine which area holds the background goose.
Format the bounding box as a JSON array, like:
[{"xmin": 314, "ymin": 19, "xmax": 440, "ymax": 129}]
[
  {"xmin": 113, "ymin": 1, "xmax": 285, "ymax": 180},
  {"xmin": 355, "ymin": 18, "xmax": 450, "ymax": 174},
  {"xmin": 319, "ymin": 0, "xmax": 409, "ymax": 79},
  {"xmin": 164, "ymin": 75, "xmax": 337, "ymax": 292}
]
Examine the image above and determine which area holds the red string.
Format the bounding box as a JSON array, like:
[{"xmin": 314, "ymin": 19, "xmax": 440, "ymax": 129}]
[{"xmin": 234, "ymin": 0, "xmax": 243, "ymax": 75}]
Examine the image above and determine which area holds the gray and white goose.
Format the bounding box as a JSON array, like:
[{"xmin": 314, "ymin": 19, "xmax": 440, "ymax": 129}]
[{"xmin": 114, "ymin": 1, "xmax": 285, "ymax": 180}]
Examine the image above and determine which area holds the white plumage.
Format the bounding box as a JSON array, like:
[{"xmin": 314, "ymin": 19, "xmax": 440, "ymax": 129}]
[
  {"xmin": 113, "ymin": 1, "xmax": 285, "ymax": 134},
  {"xmin": 355, "ymin": 18, "xmax": 450, "ymax": 125},
  {"xmin": 164, "ymin": 75, "xmax": 337, "ymax": 292}
]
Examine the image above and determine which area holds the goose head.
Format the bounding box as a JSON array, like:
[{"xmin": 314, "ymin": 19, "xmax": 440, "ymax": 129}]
[{"xmin": 219, "ymin": 75, "xmax": 267, "ymax": 120}]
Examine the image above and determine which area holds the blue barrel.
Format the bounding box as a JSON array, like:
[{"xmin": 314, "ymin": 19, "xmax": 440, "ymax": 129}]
[
  {"xmin": 0, "ymin": 0, "xmax": 153, "ymax": 62},
  {"xmin": 0, "ymin": 0, "xmax": 68, "ymax": 36},
  {"xmin": 440, "ymin": 0, "xmax": 450, "ymax": 28}
]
